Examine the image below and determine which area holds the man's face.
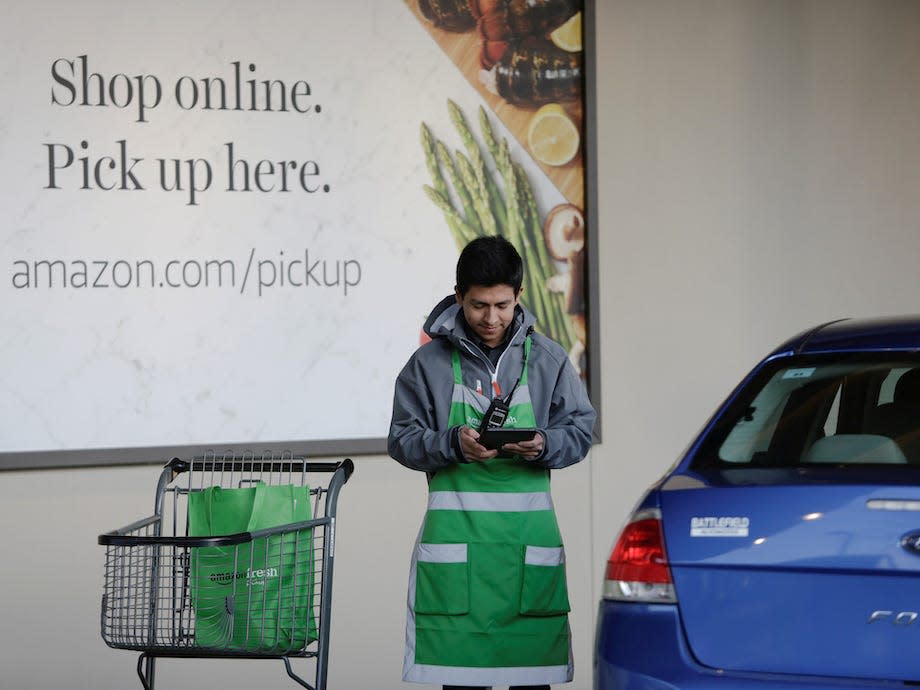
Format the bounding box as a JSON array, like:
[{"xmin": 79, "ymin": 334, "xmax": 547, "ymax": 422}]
[{"xmin": 455, "ymin": 284, "xmax": 520, "ymax": 348}]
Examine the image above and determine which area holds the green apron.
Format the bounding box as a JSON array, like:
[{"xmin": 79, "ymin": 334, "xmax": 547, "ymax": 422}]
[{"xmin": 403, "ymin": 337, "xmax": 573, "ymax": 686}]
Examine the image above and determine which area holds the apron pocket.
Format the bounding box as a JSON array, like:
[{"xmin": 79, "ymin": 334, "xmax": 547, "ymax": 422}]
[
  {"xmin": 520, "ymin": 545, "xmax": 571, "ymax": 616},
  {"xmin": 414, "ymin": 542, "xmax": 470, "ymax": 615}
]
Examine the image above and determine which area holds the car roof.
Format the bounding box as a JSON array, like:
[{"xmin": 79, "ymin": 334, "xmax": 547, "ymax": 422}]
[{"xmin": 773, "ymin": 315, "xmax": 920, "ymax": 356}]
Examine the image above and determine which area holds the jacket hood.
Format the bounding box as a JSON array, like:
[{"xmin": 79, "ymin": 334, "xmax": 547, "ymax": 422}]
[{"xmin": 423, "ymin": 294, "xmax": 536, "ymax": 348}]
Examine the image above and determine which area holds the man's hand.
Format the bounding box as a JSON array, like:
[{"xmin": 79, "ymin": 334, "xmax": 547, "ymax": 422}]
[
  {"xmin": 503, "ymin": 432, "xmax": 544, "ymax": 460},
  {"xmin": 458, "ymin": 425, "xmax": 499, "ymax": 463}
]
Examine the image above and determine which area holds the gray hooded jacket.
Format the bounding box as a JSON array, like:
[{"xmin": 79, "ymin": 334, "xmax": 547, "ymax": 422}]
[{"xmin": 387, "ymin": 295, "xmax": 596, "ymax": 472}]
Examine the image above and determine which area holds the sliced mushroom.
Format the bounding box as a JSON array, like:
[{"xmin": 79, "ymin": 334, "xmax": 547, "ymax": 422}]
[
  {"xmin": 543, "ymin": 203, "xmax": 585, "ymax": 261},
  {"xmin": 543, "ymin": 203, "xmax": 586, "ymax": 315}
]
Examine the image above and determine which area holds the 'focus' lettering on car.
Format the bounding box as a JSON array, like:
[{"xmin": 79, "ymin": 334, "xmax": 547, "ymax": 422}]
[{"xmin": 868, "ymin": 610, "xmax": 919, "ymax": 625}]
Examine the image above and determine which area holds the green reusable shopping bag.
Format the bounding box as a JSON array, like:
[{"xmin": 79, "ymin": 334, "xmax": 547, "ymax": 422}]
[{"xmin": 187, "ymin": 483, "xmax": 317, "ymax": 652}]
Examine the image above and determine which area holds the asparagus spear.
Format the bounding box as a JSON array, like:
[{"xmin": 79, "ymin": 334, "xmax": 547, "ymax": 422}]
[
  {"xmin": 436, "ymin": 140, "xmax": 481, "ymax": 237},
  {"xmin": 423, "ymin": 185, "xmax": 478, "ymax": 247},
  {"xmin": 456, "ymin": 151, "xmax": 498, "ymax": 236}
]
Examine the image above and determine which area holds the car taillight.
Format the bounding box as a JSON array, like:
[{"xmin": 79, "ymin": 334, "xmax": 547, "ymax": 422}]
[{"xmin": 603, "ymin": 508, "xmax": 677, "ymax": 603}]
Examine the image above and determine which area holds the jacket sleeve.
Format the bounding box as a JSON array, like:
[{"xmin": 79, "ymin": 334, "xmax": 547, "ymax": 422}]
[
  {"xmin": 531, "ymin": 354, "xmax": 597, "ymax": 470},
  {"xmin": 387, "ymin": 350, "xmax": 463, "ymax": 472}
]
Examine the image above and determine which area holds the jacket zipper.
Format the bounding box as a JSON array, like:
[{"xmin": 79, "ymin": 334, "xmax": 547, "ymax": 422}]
[{"xmin": 460, "ymin": 323, "xmax": 523, "ymax": 397}]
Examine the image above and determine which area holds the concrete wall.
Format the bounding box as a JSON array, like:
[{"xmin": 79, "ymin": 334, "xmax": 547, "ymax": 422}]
[{"xmin": 5, "ymin": 2, "xmax": 920, "ymax": 688}]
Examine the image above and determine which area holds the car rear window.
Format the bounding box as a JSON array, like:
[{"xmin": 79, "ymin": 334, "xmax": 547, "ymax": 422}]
[{"xmin": 693, "ymin": 354, "xmax": 920, "ymax": 468}]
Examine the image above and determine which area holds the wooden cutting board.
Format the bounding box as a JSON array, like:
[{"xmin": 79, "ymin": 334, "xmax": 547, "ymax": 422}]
[{"xmin": 405, "ymin": 0, "xmax": 585, "ymax": 209}]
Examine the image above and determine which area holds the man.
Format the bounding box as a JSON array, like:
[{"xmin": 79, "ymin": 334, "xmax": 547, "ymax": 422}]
[{"xmin": 388, "ymin": 236, "xmax": 597, "ymax": 690}]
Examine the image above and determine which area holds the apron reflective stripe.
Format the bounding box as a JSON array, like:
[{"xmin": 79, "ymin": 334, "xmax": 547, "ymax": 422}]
[
  {"xmin": 404, "ymin": 661, "xmax": 573, "ymax": 686},
  {"xmin": 416, "ymin": 542, "xmax": 467, "ymax": 563},
  {"xmin": 525, "ymin": 545, "xmax": 565, "ymax": 566},
  {"xmin": 452, "ymin": 385, "xmax": 490, "ymax": 406},
  {"xmin": 428, "ymin": 491, "xmax": 553, "ymax": 512}
]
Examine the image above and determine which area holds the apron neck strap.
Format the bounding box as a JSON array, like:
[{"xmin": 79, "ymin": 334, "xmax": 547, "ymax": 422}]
[{"xmin": 451, "ymin": 346, "xmax": 464, "ymax": 385}]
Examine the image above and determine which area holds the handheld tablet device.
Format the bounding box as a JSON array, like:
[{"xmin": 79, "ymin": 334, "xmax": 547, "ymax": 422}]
[{"xmin": 478, "ymin": 428, "xmax": 537, "ymax": 450}]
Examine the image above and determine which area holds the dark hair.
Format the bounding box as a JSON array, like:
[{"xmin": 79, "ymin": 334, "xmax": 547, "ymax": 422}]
[{"xmin": 455, "ymin": 236, "xmax": 523, "ymax": 296}]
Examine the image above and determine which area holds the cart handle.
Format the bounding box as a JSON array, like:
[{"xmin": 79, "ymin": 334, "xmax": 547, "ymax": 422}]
[
  {"xmin": 156, "ymin": 457, "xmax": 354, "ymax": 517},
  {"xmin": 166, "ymin": 456, "xmax": 354, "ymax": 482}
]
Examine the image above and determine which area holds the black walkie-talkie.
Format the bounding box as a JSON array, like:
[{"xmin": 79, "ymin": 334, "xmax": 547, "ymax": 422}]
[{"xmin": 479, "ymin": 397, "xmax": 510, "ymax": 433}]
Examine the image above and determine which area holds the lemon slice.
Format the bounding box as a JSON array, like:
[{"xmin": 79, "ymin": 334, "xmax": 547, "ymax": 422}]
[
  {"xmin": 527, "ymin": 104, "xmax": 580, "ymax": 167},
  {"xmin": 550, "ymin": 12, "xmax": 582, "ymax": 52}
]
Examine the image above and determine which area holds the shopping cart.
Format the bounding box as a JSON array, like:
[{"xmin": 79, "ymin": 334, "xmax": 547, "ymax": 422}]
[{"xmin": 98, "ymin": 451, "xmax": 354, "ymax": 690}]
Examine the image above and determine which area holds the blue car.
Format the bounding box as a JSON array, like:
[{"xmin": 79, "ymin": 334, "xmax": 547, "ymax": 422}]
[{"xmin": 595, "ymin": 316, "xmax": 920, "ymax": 689}]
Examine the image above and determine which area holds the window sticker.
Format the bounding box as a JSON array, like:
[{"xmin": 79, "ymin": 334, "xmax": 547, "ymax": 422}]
[
  {"xmin": 690, "ymin": 516, "xmax": 750, "ymax": 537},
  {"xmin": 782, "ymin": 367, "xmax": 816, "ymax": 380}
]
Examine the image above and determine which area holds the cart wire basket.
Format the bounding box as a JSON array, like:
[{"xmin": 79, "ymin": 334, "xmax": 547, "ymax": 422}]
[{"xmin": 98, "ymin": 451, "xmax": 354, "ymax": 690}]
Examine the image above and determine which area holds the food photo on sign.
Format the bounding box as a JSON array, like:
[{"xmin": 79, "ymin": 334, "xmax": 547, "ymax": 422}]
[{"xmin": 408, "ymin": 0, "xmax": 588, "ymax": 375}]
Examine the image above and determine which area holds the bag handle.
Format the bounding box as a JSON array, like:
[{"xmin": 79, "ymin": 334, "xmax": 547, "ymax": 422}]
[
  {"xmin": 246, "ymin": 483, "xmax": 269, "ymax": 533},
  {"xmin": 201, "ymin": 483, "xmax": 268, "ymax": 535}
]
